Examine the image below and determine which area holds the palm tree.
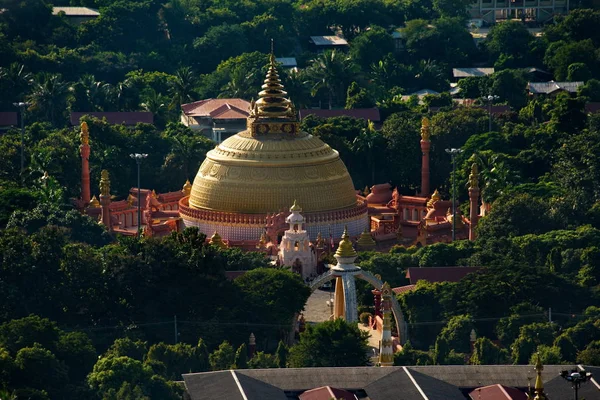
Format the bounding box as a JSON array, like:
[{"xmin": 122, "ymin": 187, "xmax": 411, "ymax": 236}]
[
  {"xmin": 28, "ymin": 73, "xmax": 71, "ymax": 126},
  {"xmin": 306, "ymin": 50, "xmax": 358, "ymax": 109},
  {"xmin": 218, "ymin": 67, "xmax": 258, "ymax": 99},
  {"xmin": 282, "ymin": 69, "xmax": 311, "ymax": 109},
  {"xmin": 0, "ymin": 63, "xmax": 32, "ymax": 106},
  {"xmin": 170, "ymin": 66, "xmax": 197, "ymax": 109},
  {"xmin": 352, "ymin": 120, "xmax": 383, "ymax": 185},
  {"xmin": 114, "ymin": 78, "xmax": 139, "ymax": 111},
  {"xmin": 71, "ymin": 74, "xmax": 113, "ymax": 111}
]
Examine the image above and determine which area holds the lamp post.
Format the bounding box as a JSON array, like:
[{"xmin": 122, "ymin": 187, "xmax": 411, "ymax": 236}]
[
  {"xmin": 13, "ymin": 102, "xmax": 30, "ymax": 183},
  {"xmin": 486, "ymin": 95, "xmax": 499, "ymax": 133},
  {"xmin": 130, "ymin": 153, "xmax": 148, "ymax": 236},
  {"xmin": 445, "ymin": 148, "xmax": 462, "ymax": 241},
  {"xmin": 560, "ymin": 369, "xmax": 593, "ymax": 400}
]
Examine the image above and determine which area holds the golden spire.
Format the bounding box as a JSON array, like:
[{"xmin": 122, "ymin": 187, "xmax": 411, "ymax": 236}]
[
  {"xmin": 182, "ymin": 179, "xmax": 192, "ymax": 196},
  {"xmin": 356, "ymin": 228, "xmax": 376, "ymax": 249},
  {"xmin": 89, "ymin": 195, "xmax": 100, "ymax": 208},
  {"xmin": 99, "ymin": 170, "xmax": 110, "ymax": 197},
  {"xmin": 335, "ymin": 226, "xmax": 357, "ymax": 258},
  {"xmin": 427, "ymin": 189, "xmax": 441, "ymax": 207},
  {"xmin": 80, "ymin": 121, "xmax": 89, "ymax": 145},
  {"xmin": 533, "ymin": 353, "xmax": 547, "ymax": 400},
  {"xmin": 315, "ymin": 232, "xmax": 324, "ymax": 249},
  {"xmin": 254, "ymin": 40, "xmax": 292, "ymax": 118},
  {"xmin": 469, "ymin": 162, "xmax": 479, "ymax": 190},
  {"xmin": 127, "ymin": 193, "xmax": 136, "ymax": 207},
  {"xmin": 209, "ymin": 231, "xmax": 227, "ymax": 248},
  {"xmin": 290, "ymin": 199, "xmax": 302, "ymax": 212},
  {"xmin": 256, "ymin": 231, "xmax": 268, "ymax": 249},
  {"xmin": 420, "ymin": 117, "xmax": 430, "ymax": 141}
]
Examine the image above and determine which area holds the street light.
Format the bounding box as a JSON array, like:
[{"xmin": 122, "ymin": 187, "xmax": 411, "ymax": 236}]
[
  {"xmin": 560, "ymin": 368, "xmax": 593, "ymax": 400},
  {"xmin": 130, "ymin": 153, "xmax": 148, "ymax": 236},
  {"xmin": 445, "ymin": 148, "xmax": 462, "ymax": 241},
  {"xmin": 13, "ymin": 102, "xmax": 31, "ymax": 183},
  {"xmin": 486, "ymin": 95, "xmax": 499, "ymax": 133}
]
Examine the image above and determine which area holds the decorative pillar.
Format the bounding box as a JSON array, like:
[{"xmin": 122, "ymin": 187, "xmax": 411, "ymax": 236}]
[
  {"xmin": 379, "ymin": 282, "xmax": 394, "ymax": 367},
  {"xmin": 248, "ymin": 333, "xmax": 256, "ymax": 359},
  {"xmin": 469, "ymin": 328, "xmax": 477, "ymax": 354},
  {"xmin": 99, "ymin": 170, "xmax": 112, "ymax": 232},
  {"xmin": 420, "ymin": 117, "xmax": 431, "ymax": 197},
  {"xmin": 332, "ymin": 227, "xmax": 360, "ymax": 323},
  {"xmin": 333, "ymin": 277, "xmax": 345, "ymax": 319},
  {"xmin": 80, "ymin": 122, "xmax": 91, "ymax": 205},
  {"xmin": 468, "ymin": 163, "xmax": 480, "ymax": 241},
  {"xmin": 372, "ymin": 288, "xmax": 382, "ymax": 319},
  {"xmin": 531, "ymin": 354, "xmax": 547, "ymax": 400}
]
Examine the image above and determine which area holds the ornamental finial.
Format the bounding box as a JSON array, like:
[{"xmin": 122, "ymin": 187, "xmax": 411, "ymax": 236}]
[
  {"xmin": 290, "ymin": 199, "xmax": 302, "ymax": 212},
  {"xmin": 182, "ymin": 179, "xmax": 192, "ymax": 196},
  {"xmin": 335, "ymin": 226, "xmax": 358, "ymax": 258},
  {"xmin": 255, "ymin": 40, "xmax": 292, "ymax": 119},
  {"xmin": 469, "ymin": 162, "xmax": 479, "ymax": 189},
  {"xmin": 99, "ymin": 170, "xmax": 110, "ymax": 197},
  {"xmin": 80, "ymin": 121, "xmax": 89, "ymax": 145},
  {"xmin": 421, "ymin": 117, "xmax": 430, "ymax": 141}
]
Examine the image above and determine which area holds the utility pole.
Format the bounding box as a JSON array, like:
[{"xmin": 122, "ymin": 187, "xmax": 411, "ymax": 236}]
[{"xmin": 130, "ymin": 153, "xmax": 148, "ymax": 237}]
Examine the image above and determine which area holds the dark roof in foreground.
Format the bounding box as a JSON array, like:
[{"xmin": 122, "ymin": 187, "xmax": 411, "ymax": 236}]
[
  {"xmin": 70, "ymin": 112, "xmax": 154, "ymax": 126},
  {"xmin": 183, "ymin": 365, "xmax": 600, "ymax": 400},
  {"xmin": 406, "ymin": 266, "xmax": 482, "ymax": 284},
  {"xmin": 0, "ymin": 112, "xmax": 18, "ymax": 127}
]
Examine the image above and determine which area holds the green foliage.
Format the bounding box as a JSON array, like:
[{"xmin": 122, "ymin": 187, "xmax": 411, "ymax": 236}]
[
  {"xmin": 436, "ymin": 315, "xmax": 475, "ymax": 356},
  {"xmin": 511, "ymin": 323, "xmax": 556, "ymax": 364},
  {"xmin": 234, "ymin": 343, "xmax": 248, "ymax": 369},
  {"xmin": 275, "ymin": 340, "xmax": 288, "ymax": 368},
  {"xmin": 248, "ymin": 351, "xmax": 278, "ymax": 369},
  {"xmin": 530, "ymin": 345, "xmax": 562, "ymax": 365},
  {"xmin": 209, "ymin": 341, "xmax": 235, "ymax": 371},
  {"xmin": 470, "ymin": 337, "xmax": 509, "ymax": 365},
  {"xmin": 288, "ymin": 319, "xmax": 369, "ymax": 367},
  {"xmin": 393, "ymin": 341, "xmax": 433, "ymax": 365},
  {"xmin": 105, "ymin": 338, "xmax": 148, "ymax": 362},
  {"xmin": 359, "ymin": 312, "xmax": 372, "ymax": 326},
  {"xmin": 146, "ymin": 342, "xmax": 209, "ymax": 379},
  {"xmin": 349, "ymin": 26, "xmax": 394, "ymax": 70}
]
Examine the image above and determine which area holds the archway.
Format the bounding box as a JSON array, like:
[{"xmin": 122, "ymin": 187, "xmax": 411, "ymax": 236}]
[{"xmin": 308, "ymin": 269, "xmax": 408, "ymax": 345}]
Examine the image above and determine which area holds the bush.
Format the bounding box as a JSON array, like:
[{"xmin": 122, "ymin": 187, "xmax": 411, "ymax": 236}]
[{"xmin": 360, "ymin": 312, "xmax": 372, "ymax": 326}]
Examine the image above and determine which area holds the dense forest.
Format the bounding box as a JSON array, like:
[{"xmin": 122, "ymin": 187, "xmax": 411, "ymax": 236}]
[{"xmin": 1, "ymin": 0, "xmax": 600, "ymax": 398}]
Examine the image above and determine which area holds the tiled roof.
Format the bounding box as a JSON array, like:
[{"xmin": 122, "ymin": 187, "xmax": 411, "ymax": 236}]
[
  {"xmin": 528, "ymin": 81, "xmax": 583, "ymax": 95},
  {"xmin": 181, "ymin": 99, "xmax": 251, "ymax": 118},
  {"xmin": 52, "ymin": 7, "xmax": 99, "ymax": 16},
  {"xmin": 0, "ymin": 112, "xmax": 18, "ymax": 126},
  {"xmin": 469, "ymin": 384, "xmax": 527, "ymax": 399},
  {"xmin": 406, "ymin": 267, "xmax": 482, "ymax": 284},
  {"xmin": 392, "ymin": 284, "xmax": 416, "ymax": 294},
  {"xmin": 310, "ymin": 36, "xmax": 349, "ymax": 46},
  {"xmin": 70, "ymin": 112, "xmax": 153, "ymax": 126},
  {"xmin": 298, "ymin": 108, "xmax": 381, "ymax": 122},
  {"xmin": 453, "ymin": 68, "xmax": 495, "ymax": 78}
]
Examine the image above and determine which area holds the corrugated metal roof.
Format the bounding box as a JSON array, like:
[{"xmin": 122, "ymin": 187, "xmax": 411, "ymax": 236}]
[
  {"xmin": 52, "ymin": 7, "xmax": 99, "ymax": 16},
  {"xmin": 310, "ymin": 36, "xmax": 349, "ymax": 46},
  {"xmin": 528, "ymin": 81, "xmax": 583, "ymax": 95},
  {"xmin": 275, "ymin": 57, "xmax": 298, "ymax": 67},
  {"xmin": 453, "ymin": 68, "xmax": 495, "ymax": 78}
]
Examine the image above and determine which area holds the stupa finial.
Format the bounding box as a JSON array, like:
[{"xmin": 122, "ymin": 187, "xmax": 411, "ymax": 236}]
[
  {"xmin": 99, "ymin": 170, "xmax": 110, "ymax": 197},
  {"xmin": 421, "ymin": 117, "xmax": 430, "ymax": 141},
  {"xmin": 255, "ymin": 40, "xmax": 292, "ymax": 118},
  {"xmin": 469, "ymin": 162, "xmax": 479, "ymax": 190},
  {"xmin": 335, "ymin": 226, "xmax": 358, "ymax": 258},
  {"xmin": 80, "ymin": 121, "xmax": 89, "ymax": 145}
]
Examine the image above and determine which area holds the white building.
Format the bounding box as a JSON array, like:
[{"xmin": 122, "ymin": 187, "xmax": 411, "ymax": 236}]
[{"xmin": 278, "ymin": 201, "xmax": 317, "ymax": 279}]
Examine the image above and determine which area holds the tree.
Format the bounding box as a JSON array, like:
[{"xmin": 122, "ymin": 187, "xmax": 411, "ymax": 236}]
[
  {"xmin": 544, "ymin": 39, "xmax": 598, "ymax": 81},
  {"xmin": 169, "ymin": 66, "xmax": 197, "ymax": 109},
  {"xmin": 433, "ymin": 0, "xmax": 471, "ymax": 18},
  {"xmin": 234, "ymin": 268, "xmax": 310, "ymax": 326},
  {"xmin": 193, "ymin": 24, "xmax": 249, "ymax": 73},
  {"xmin": 275, "ymin": 340, "xmax": 288, "ymax": 368},
  {"xmin": 146, "ymin": 342, "xmax": 208, "ymax": 380},
  {"xmin": 567, "ymin": 62, "xmax": 592, "ymax": 82},
  {"xmin": 55, "ymin": 331, "xmax": 97, "ymax": 383},
  {"xmin": 576, "ymin": 341, "xmax": 600, "ymax": 365},
  {"xmin": 485, "ymin": 21, "xmax": 533, "ymax": 65},
  {"xmin": 349, "ymin": 26, "xmax": 394, "ymax": 71},
  {"xmin": 209, "ymin": 341, "xmax": 235, "ymax": 371},
  {"xmin": 530, "ymin": 345, "xmax": 562, "ymax": 365},
  {"xmin": 351, "ymin": 121, "xmax": 383, "ymax": 185},
  {"xmin": 578, "ymin": 79, "xmax": 600, "ymax": 101},
  {"xmin": 28, "ymin": 73, "xmax": 71, "ymax": 126},
  {"xmin": 436, "ymin": 315, "xmax": 475, "ymax": 355},
  {"xmin": 248, "ymin": 351, "xmax": 278, "ymax": 369},
  {"xmin": 104, "ymin": 338, "xmax": 148, "ymax": 362},
  {"xmin": 288, "ymin": 319, "xmax": 369, "ymax": 367},
  {"xmin": 510, "ymin": 322, "xmax": 556, "ymax": 364},
  {"xmin": 489, "ymin": 69, "xmax": 528, "ymax": 109},
  {"xmin": 306, "ymin": 50, "xmax": 358, "ymax": 109},
  {"xmin": 13, "ymin": 344, "xmax": 68, "ymax": 398},
  {"xmin": 0, "ymin": 315, "xmax": 60, "ymax": 355},
  {"xmin": 234, "ymin": 343, "xmax": 248, "ymax": 369},
  {"xmin": 470, "ymin": 337, "xmax": 508, "ymax": 365}
]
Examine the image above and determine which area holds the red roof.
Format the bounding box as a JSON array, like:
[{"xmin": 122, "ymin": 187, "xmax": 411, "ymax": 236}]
[
  {"xmin": 392, "ymin": 284, "xmax": 416, "ymax": 294},
  {"xmin": 586, "ymin": 102, "xmax": 600, "ymax": 114},
  {"xmin": 406, "ymin": 267, "xmax": 481, "ymax": 284},
  {"xmin": 299, "ymin": 108, "xmax": 381, "ymax": 122},
  {"xmin": 225, "ymin": 271, "xmax": 247, "ymax": 280},
  {"xmin": 469, "ymin": 384, "xmax": 527, "ymax": 400},
  {"xmin": 70, "ymin": 112, "xmax": 153, "ymax": 126},
  {"xmin": 300, "ymin": 386, "xmax": 357, "ymax": 400},
  {"xmin": 0, "ymin": 112, "xmax": 18, "ymax": 127},
  {"xmin": 181, "ymin": 99, "xmax": 251, "ymax": 119},
  {"xmin": 396, "ymin": 195, "xmax": 428, "ymax": 206}
]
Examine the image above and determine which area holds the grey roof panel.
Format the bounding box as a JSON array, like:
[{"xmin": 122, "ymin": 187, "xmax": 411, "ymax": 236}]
[
  {"xmin": 236, "ymin": 372, "xmax": 288, "ymax": 400},
  {"xmin": 364, "ymin": 368, "xmax": 423, "ymax": 399},
  {"xmin": 183, "ymin": 370, "xmax": 245, "ymax": 400},
  {"xmin": 410, "ymin": 369, "xmax": 465, "ymax": 400}
]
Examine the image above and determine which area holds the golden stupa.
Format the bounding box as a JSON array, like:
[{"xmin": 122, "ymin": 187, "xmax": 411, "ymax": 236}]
[{"xmin": 181, "ymin": 49, "xmax": 368, "ymax": 242}]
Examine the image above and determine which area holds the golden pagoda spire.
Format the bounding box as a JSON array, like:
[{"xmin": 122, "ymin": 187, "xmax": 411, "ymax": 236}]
[
  {"xmin": 427, "ymin": 189, "xmax": 441, "ymax": 208},
  {"xmin": 335, "ymin": 226, "xmax": 357, "ymax": 258},
  {"xmin": 356, "ymin": 228, "xmax": 376, "ymax": 249},
  {"xmin": 469, "ymin": 162, "xmax": 479, "ymax": 190},
  {"xmin": 89, "ymin": 195, "xmax": 100, "ymax": 208},
  {"xmin": 254, "ymin": 40, "xmax": 292, "ymax": 118},
  {"xmin": 182, "ymin": 179, "xmax": 192, "ymax": 196},
  {"xmin": 315, "ymin": 232, "xmax": 324, "ymax": 249},
  {"xmin": 420, "ymin": 117, "xmax": 430, "ymax": 141},
  {"xmin": 99, "ymin": 170, "xmax": 110, "ymax": 196},
  {"xmin": 80, "ymin": 121, "xmax": 89, "ymax": 145},
  {"xmin": 533, "ymin": 353, "xmax": 547, "ymax": 400},
  {"xmin": 209, "ymin": 231, "xmax": 227, "ymax": 248},
  {"xmin": 290, "ymin": 199, "xmax": 302, "ymax": 212}
]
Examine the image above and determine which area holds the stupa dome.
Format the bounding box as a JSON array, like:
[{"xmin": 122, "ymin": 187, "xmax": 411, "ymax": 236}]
[{"xmin": 180, "ymin": 52, "xmax": 368, "ymax": 242}]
